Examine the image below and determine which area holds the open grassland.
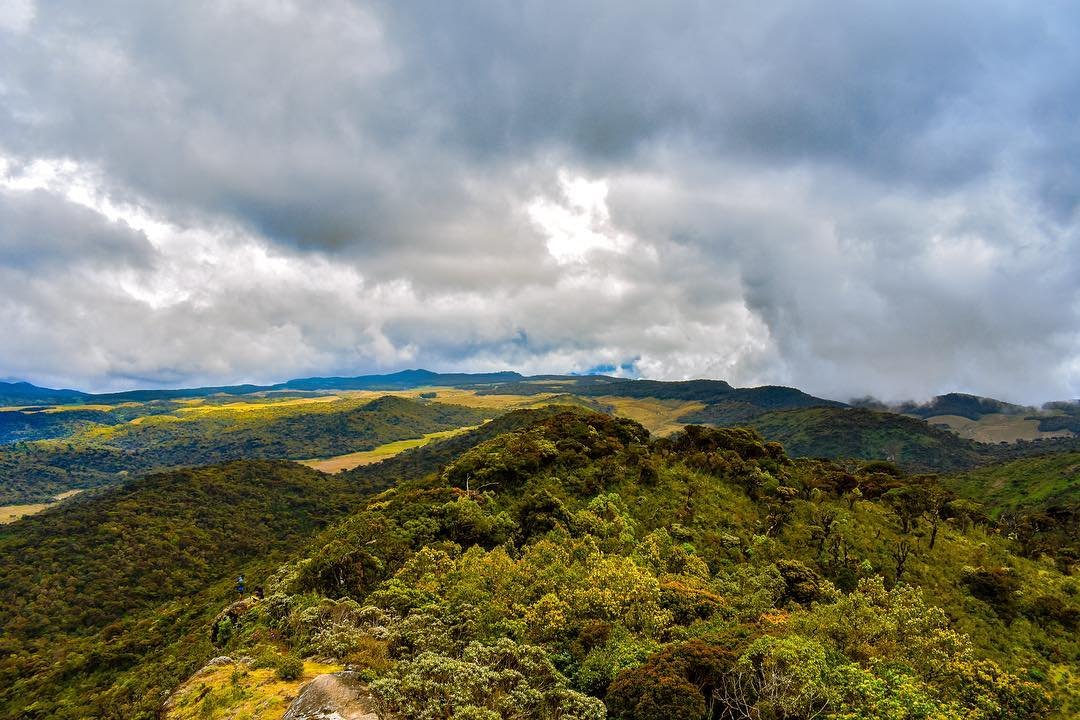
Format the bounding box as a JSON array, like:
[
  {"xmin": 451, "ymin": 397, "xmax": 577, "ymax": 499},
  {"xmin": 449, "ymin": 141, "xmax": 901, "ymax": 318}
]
[
  {"xmin": 174, "ymin": 395, "xmax": 343, "ymax": 412},
  {"xmin": 597, "ymin": 395, "xmax": 706, "ymax": 435},
  {"xmin": 0, "ymin": 489, "xmax": 83, "ymax": 524},
  {"xmin": 299, "ymin": 423, "xmax": 485, "ymax": 473},
  {"xmin": 163, "ymin": 659, "xmax": 343, "ymax": 720},
  {"xmin": 927, "ymin": 412, "xmax": 1075, "ymax": 443},
  {"xmin": 0, "ymin": 501, "xmax": 52, "ymax": 524}
]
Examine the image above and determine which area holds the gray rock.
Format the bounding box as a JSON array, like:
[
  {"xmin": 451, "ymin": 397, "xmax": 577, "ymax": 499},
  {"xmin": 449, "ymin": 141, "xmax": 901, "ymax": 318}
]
[
  {"xmin": 206, "ymin": 656, "xmax": 234, "ymax": 666},
  {"xmin": 282, "ymin": 671, "xmax": 376, "ymax": 720}
]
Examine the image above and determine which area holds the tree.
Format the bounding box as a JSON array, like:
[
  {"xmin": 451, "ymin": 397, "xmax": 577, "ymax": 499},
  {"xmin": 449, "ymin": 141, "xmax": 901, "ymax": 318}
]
[
  {"xmin": 890, "ymin": 539, "xmax": 912, "ymax": 582},
  {"xmin": 607, "ymin": 640, "xmax": 734, "ymax": 720},
  {"xmin": 883, "ymin": 485, "xmax": 930, "ymax": 535}
]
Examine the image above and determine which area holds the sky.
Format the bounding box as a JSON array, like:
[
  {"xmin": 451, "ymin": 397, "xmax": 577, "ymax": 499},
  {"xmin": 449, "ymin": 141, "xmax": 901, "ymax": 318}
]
[{"xmin": 0, "ymin": 1, "xmax": 1078, "ymax": 403}]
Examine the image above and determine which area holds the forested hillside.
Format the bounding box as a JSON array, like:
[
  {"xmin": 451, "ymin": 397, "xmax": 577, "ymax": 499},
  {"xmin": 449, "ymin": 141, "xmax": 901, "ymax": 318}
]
[
  {"xmin": 0, "ymin": 396, "xmax": 485, "ymax": 503},
  {"xmin": 0, "ymin": 461, "xmax": 372, "ymax": 718},
  {"xmin": 746, "ymin": 407, "xmax": 988, "ymax": 471},
  {"xmin": 0, "ymin": 409, "xmax": 564, "ymax": 719},
  {"xmin": 169, "ymin": 411, "xmax": 1077, "ymax": 720},
  {"xmin": 944, "ymin": 452, "xmax": 1080, "ymax": 517}
]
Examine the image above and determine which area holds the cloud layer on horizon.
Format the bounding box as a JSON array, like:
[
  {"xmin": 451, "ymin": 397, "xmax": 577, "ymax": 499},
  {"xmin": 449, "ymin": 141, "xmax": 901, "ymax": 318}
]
[{"xmin": 1, "ymin": 0, "xmax": 1078, "ymax": 403}]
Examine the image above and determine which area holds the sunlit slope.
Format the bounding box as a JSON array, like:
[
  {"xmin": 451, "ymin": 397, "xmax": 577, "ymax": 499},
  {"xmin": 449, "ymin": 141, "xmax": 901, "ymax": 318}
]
[
  {"xmin": 926, "ymin": 413, "xmax": 1074, "ymax": 443},
  {"xmin": 299, "ymin": 423, "xmax": 485, "ymax": 473},
  {"xmin": 944, "ymin": 451, "xmax": 1080, "ymax": 517}
]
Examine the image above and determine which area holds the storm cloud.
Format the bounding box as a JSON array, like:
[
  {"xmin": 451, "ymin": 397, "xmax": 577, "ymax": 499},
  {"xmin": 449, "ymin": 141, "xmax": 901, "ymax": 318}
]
[{"xmin": 0, "ymin": 0, "xmax": 1078, "ymax": 402}]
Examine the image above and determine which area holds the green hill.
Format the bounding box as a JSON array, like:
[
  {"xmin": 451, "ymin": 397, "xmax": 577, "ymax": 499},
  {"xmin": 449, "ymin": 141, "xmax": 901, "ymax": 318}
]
[
  {"xmin": 96, "ymin": 395, "xmax": 486, "ymax": 465},
  {"xmin": 897, "ymin": 393, "xmax": 1031, "ymax": 421},
  {"xmin": 944, "ymin": 452, "xmax": 1080, "ymax": 517},
  {"xmin": 163, "ymin": 412, "xmax": 1077, "ymax": 720},
  {"xmin": 745, "ymin": 406, "xmax": 988, "ymax": 472},
  {"xmin": 739, "ymin": 406, "xmax": 1080, "ymax": 476},
  {"xmin": 0, "ymin": 381, "xmax": 88, "ymax": 407},
  {"xmin": 0, "ymin": 460, "xmax": 370, "ymax": 719},
  {"xmin": 4, "ymin": 408, "xmax": 1078, "ymax": 719}
]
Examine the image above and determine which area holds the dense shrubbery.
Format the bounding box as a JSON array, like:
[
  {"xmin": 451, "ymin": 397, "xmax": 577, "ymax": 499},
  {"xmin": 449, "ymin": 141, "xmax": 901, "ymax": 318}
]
[
  {"xmin": 203, "ymin": 412, "xmax": 1076, "ymax": 720},
  {"xmin": 0, "ymin": 410, "xmax": 567, "ymax": 719}
]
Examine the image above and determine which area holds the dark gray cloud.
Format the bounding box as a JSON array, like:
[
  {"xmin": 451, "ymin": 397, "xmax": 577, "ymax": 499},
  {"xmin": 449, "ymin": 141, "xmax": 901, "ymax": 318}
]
[
  {"xmin": 0, "ymin": 188, "xmax": 154, "ymax": 270},
  {"xmin": 0, "ymin": 0, "xmax": 1078, "ymax": 401}
]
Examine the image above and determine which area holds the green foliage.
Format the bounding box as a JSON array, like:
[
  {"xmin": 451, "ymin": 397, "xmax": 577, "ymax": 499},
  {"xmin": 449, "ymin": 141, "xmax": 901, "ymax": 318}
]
[
  {"xmin": 369, "ymin": 638, "xmax": 605, "ymax": 720},
  {"xmin": 274, "ymin": 656, "xmax": 303, "ymax": 680},
  {"xmin": 943, "ymin": 452, "xmax": 1080, "ymax": 517},
  {"xmin": 0, "ymin": 407, "xmax": 113, "ymax": 444},
  {"xmin": 898, "ymin": 393, "xmax": 1029, "ymax": 421},
  {"xmin": 0, "ymin": 460, "xmax": 374, "ymax": 719},
  {"xmin": 4, "ymin": 408, "xmax": 1078, "ymax": 719},
  {"xmin": 607, "ymin": 640, "xmax": 733, "ymax": 720},
  {"xmin": 210, "ymin": 414, "xmax": 1077, "ymax": 719},
  {"xmin": 747, "ymin": 407, "xmax": 988, "ymax": 472},
  {"xmin": 962, "ymin": 566, "xmax": 1021, "ymax": 622}
]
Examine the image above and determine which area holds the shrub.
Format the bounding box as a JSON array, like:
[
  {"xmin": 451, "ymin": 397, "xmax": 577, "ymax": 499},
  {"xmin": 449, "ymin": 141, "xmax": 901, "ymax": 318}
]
[
  {"xmin": 275, "ymin": 656, "xmax": 303, "ymax": 681},
  {"xmin": 962, "ymin": 566, "xmax": 1020, "ymax": 622}
]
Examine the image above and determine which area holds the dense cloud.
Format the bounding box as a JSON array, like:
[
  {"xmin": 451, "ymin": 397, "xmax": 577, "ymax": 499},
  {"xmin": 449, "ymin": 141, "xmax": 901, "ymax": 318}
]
[{"xmin": 0, "ymin": 1, "xmax": 1078, "ymax": 402}]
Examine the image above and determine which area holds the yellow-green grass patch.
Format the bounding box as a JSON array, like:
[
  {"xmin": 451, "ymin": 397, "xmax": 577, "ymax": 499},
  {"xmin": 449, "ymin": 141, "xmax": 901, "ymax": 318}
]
[
  {"xmin": 0, "ymin": 489, "xmax": 83, "ymax": 524},
  {"xmin": 597, "ymin": 396, "xmax": 706, "ymax": 436},
  {"xmin": 300, "ymin": 423, "xmax": 486, "ymax": 473},
  {"xmin": 175, "ymin": 395, "xmax": 344, "ymax": 414},
  {"xmin": 0, "ymin": 402, "xmax": 140, "ymax": 412},
  {"xmin": 163, "ymin": 659, "xmax": 343, "ymax": 720},
  {"xmin": 926, "ymin": 413, "xmax": 1075, "ymax": 443},
  {"xmin": 0, "ymin": 502, "xmax": 53, "ymax": 524}
]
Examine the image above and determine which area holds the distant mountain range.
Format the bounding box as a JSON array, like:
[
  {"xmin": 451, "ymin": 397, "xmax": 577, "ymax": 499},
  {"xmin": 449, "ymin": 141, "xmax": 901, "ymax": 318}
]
[
  {"xmin": 0, "ymin": 370, "xmax": 525, "ymax": 406},
  {"xmin": 4, "ymin": 373, "xmax": 1078, "ymax": 474},
  {"xmin": 3, "ymin": 371, "xmax": 822, "ymax": 407},
  {"xmin": 5, "ymin": 372, "xmax": 1078, "ymax": 427}
]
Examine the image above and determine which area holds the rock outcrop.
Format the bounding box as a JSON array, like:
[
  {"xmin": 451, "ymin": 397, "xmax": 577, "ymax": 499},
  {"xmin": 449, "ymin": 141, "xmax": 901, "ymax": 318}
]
[{"xmin": 282, "ymin": 671, "xmax": 376, "ymax": 720}]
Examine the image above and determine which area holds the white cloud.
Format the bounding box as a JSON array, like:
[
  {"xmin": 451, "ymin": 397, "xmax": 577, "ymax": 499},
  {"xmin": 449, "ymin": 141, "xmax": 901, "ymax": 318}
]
[
  {"xmin": 0, "ymin": 2, "xmax": 1078, "ymax": 403},
  {"xmin": 0, "ymin": 0, "xmax": 34, "ymax": 34},
  {"xmin": 528, "ymin": 171, "xmax": 634, "ymax": 264}
]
